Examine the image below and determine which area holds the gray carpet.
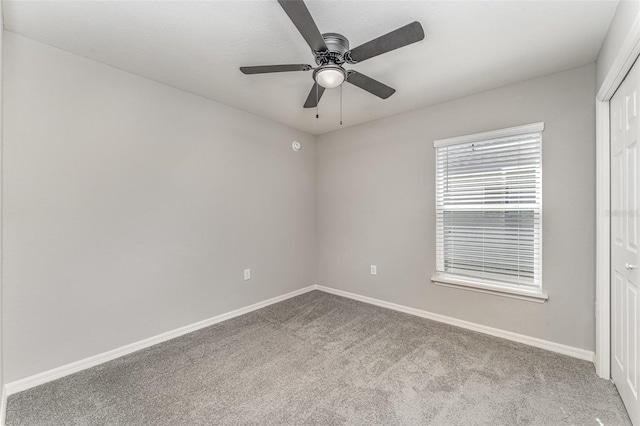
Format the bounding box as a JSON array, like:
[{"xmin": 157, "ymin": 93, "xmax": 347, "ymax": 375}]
[{"xmin": 6, "ymin": 290, "xmax": 631, "ymax": 425}]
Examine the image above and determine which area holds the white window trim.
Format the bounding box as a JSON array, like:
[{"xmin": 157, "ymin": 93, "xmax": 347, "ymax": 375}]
[
  {"xmin": 433, "ymin": 122, "xmax": 545, "ymax": 302},
  {"xmin": 433, "ymin": 122, "xmax": 545, "ymax": 148},
  {"xmin": 431, "ymin": 273, "xmax": 548, "ymax": 303}
]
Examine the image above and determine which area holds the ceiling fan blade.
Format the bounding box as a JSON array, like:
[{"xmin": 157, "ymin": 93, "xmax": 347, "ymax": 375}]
[
  {"xmin": 346, "ymin": 71, "xmax": 395, "ymax": 99},
  {"xmin": 346, "ymin": 21, "xmax": 424, "ymax": 63},
  {"xmin": 303, "ymin": 82, "xmax": 325, "ymax": 108},
  {"xmin": 240, "ymin": 64, "xmax": 312, "ymax": 74},
  {"xmin": 277, "ymin": 0, "xmax": 328, "ymax": 53}
]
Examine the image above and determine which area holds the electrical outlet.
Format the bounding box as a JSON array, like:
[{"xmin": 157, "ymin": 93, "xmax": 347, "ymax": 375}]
[
  {"xmin": 371, "ymin": 265, "xmax": 377, "ymax": 276},
  {"xmin": 244, "ymin": 269, "xmax": 251, "ymax": 281}
]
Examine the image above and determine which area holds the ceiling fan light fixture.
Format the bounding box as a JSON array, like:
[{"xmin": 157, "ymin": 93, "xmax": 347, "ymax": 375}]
[{"xmin": 314, "ymin": 66, "xmax": 346, "ymax": 89}]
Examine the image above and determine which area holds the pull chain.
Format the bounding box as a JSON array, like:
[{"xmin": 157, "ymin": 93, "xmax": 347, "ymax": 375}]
[
  {"xmin": 340, "ymin": 84, "xmax": 343, "ymax": 126},
  {"xmin": 316, "ymin": 83, "xmax": 319, "ymax": 119}
]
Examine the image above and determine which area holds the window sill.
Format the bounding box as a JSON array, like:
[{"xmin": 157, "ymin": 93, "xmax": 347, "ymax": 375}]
[{"xmin": 431, "ymin": 273, "xmax": 548, "ymax": 303}]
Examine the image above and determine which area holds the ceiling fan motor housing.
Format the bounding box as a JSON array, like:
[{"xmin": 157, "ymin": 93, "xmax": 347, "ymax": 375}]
[{"xmin": 315, "ymin": 33, "xmax": 350, "ymax": 66}]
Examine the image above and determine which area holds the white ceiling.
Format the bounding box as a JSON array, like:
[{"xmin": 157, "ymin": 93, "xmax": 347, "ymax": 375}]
[{"xmin": 3, "ymin": 0, "xmax": 618, "ymax": 135}]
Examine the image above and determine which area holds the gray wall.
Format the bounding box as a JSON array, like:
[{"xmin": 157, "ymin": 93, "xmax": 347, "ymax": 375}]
[
  {"xmin": 596, "ymin": 0, "xmax": 640, "ymax": 92},
  {"xmin": 317, "ymin": 64, "xmax": 596, "ymax": 351},
  {"xmin": 3, "ymin": 32, "xmax": 317, "ymax": 382}
]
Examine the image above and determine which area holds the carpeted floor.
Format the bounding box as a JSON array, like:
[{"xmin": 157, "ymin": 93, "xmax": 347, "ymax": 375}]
[{"xmin": 6, "ymin": 290, "xmax": 631, "ymax": 425}]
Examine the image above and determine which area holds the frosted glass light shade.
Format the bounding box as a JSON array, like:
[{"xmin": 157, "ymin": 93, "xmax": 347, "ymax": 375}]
[{"xmin": 315, "ymin": 67, "xmax": 345, "ymax": 89}]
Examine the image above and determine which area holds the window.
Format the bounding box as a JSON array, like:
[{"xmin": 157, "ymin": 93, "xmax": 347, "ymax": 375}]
[{"xmin": 431, "ymin": 123, "xmax": 546, "ymax": 302}]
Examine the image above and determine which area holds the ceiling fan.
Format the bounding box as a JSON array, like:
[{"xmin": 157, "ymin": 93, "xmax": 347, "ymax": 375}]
[{"xmin": 240, "ymin": 0, "xmax": 425, "ymax": 109}]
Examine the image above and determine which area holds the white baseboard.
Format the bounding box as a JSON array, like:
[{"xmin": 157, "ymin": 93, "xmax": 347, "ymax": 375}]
[
  {"xmin": 314, "ymin": 285, "xmax": 594, "ymax": 362},
  {"xmin": 5, "ymin": 286, "xmax": 316, "ymax": 396},
  {"xmin": 5, "ymin": 283, "xmax": 594, "ymax": 399},
  {"xmin": 1, "ymin": 385, "xmax": 6, "ymax": 426}
]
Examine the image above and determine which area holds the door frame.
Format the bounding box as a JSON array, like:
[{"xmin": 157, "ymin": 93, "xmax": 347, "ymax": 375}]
[{"xmin": 596, "ymin": 14, "xmax": 640, "ymax": 379}]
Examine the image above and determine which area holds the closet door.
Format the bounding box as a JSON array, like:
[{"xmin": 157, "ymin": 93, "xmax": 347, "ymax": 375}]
[{"xmin": 611, "ymin": 57, "xmax": 640, "ymax": 425}]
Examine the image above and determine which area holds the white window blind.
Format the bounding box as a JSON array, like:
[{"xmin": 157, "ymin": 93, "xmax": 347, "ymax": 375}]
[{"xmin": 434, "ymin": 123, "xmax": 542, "ymax": 292}]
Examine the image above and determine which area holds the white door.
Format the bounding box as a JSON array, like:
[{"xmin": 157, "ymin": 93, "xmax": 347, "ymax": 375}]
[{"xmin": 611, "ymin": 57, "xmax": 640, "ymax": 425}]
